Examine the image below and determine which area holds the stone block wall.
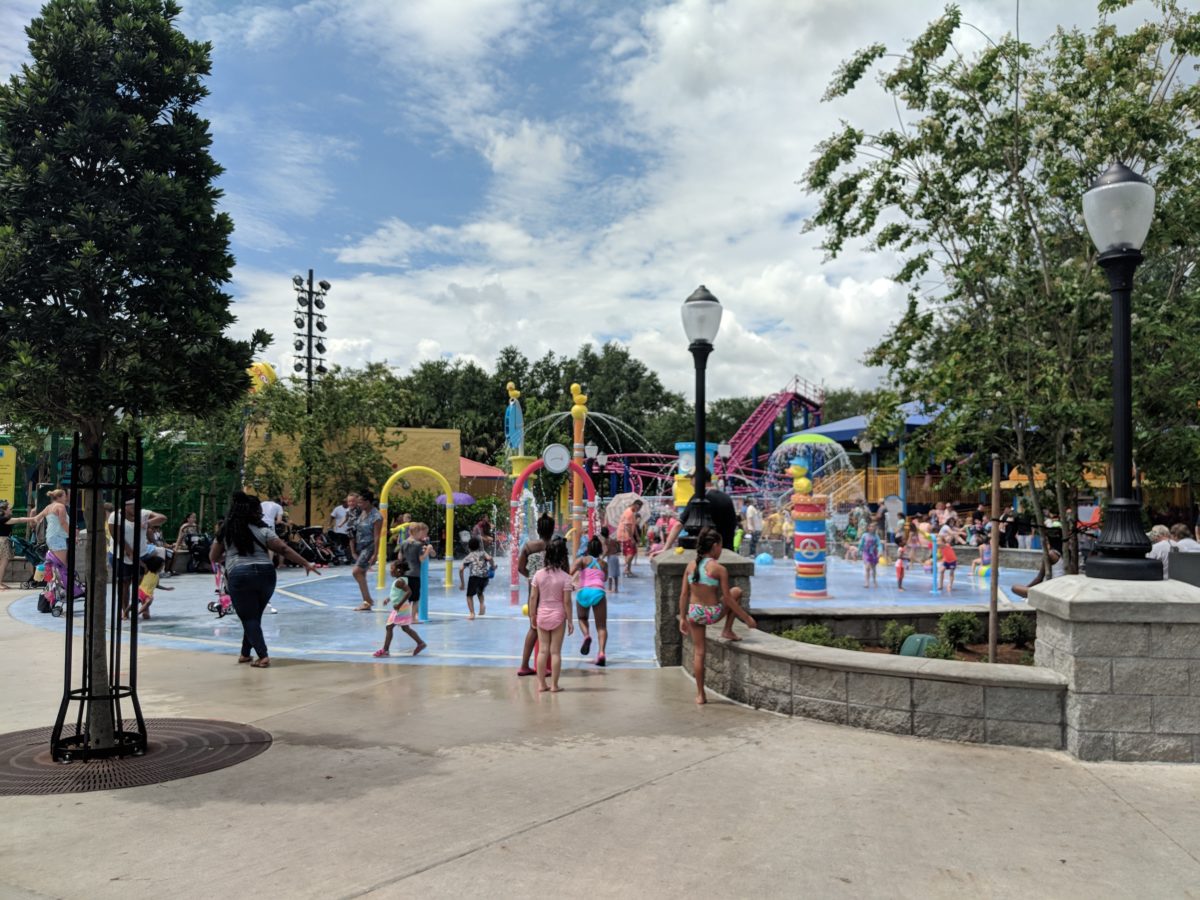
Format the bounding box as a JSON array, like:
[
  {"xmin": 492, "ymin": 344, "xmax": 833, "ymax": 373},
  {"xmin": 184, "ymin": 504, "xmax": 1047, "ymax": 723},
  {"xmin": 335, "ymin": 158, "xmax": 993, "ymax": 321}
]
[
  {"xmin": 1030, "ymin": 576, "xmax": 1200, "ymax": 762},
  {"xmin": 683, "ymin": 627, "xmax": 1066, "ymax": 750}
]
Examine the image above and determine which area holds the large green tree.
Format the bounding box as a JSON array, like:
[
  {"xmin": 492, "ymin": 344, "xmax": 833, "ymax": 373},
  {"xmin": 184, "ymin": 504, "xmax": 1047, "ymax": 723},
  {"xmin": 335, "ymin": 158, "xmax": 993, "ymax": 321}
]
[
  {"xmin": 0, "ymin": 0, "xmax": 264, "ymax": 747},
  {"xmin": 805, "ymin": 0, "xmax": 1200, "ymax": 567},
  {"xmin": 245, "ymin": 363, "xmax": 406, "ymax": 513}
]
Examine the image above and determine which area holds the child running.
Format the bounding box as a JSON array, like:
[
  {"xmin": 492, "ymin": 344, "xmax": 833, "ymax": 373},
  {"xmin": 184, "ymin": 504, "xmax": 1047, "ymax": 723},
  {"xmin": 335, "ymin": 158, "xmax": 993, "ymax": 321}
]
[
  {"xmin": 603, "ymin": 526, "xmax": 621, "ymax": 594},
  {"xmin": 678, "ymin": 528, "xmax": 757, "ymax": 705},
  {"xmin": 859, "ymin": 522, "xmax": 880, "ymax": 588},
  {"xmin": 458, "ymin": 536, "xmax": 493, "ymax": 619},
  {"xmin": 569, "ymin": 536, "xmax": 609, "ymax": 666},
  {"xmin": 530, "ymin": 536, "xmax": 573, "ymax": 692},
  {"xmin": 895, "ymin": 544, "xmax": 909, "ymax": 591},
  {"xmin": 373, "ymin": 558, "xmax": 426, "ymax": 657},
  {"xmin": 137, "ymin": 554, "xmax": 165, "ymax": 619}
]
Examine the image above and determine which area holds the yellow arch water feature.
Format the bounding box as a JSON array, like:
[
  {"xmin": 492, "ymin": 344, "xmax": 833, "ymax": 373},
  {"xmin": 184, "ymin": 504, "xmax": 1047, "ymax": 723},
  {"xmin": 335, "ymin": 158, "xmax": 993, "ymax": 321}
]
[{"xmin": 377, "ymin": 466, "xmax": 455, "ymax": 590}]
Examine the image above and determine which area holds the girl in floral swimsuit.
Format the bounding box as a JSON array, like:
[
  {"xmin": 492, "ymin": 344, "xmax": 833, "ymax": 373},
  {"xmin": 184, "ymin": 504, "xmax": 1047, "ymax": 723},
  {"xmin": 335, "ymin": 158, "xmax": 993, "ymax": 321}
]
[{"xmin": 678, "ymin": 528, "xmax": 757, "ymax": 705}]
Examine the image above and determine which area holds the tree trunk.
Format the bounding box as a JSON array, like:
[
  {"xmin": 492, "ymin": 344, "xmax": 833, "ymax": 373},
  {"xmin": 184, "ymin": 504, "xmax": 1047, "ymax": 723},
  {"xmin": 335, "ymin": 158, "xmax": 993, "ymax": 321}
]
[{"xmin": 82, "ymin": 424, "xmax": 115, "ymax": 748}]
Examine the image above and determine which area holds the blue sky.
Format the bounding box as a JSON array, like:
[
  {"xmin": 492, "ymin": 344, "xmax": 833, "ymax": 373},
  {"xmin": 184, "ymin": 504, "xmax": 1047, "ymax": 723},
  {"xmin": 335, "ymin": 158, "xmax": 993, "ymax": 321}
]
[{"xmin": 1, "ymin": 0, "xmax": 1120, "ymax": 398}]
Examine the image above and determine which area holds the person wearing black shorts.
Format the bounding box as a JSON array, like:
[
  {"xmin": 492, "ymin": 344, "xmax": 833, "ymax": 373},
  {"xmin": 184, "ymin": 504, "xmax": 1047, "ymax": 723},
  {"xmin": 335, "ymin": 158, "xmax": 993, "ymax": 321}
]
[
  {"xmin": 400, "ymin": 522, "xmax": 432, "ymax": 614},
  {"xmin": 458, "ymin": 535, "xmax": 493, "ymax": 619}
]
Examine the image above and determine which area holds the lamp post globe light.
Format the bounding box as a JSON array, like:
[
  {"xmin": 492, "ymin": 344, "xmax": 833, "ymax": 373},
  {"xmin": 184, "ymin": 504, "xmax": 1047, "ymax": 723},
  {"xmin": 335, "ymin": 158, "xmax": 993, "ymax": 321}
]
[
  {"xmin": 681, "ymin": 285, "xmax": 723, "ymax": 547},
  {"xmin": 1081, "ymin": 162, "xmax": 1159, "ymax": 580}
]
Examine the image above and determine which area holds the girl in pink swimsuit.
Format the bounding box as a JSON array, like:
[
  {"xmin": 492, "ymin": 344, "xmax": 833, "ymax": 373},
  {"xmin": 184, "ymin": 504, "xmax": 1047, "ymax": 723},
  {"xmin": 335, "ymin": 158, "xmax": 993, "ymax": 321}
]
[
  {"xmin": 530, "ymin": 537, "xmax": 574, "ymax": 693},
  {"xmin": 570, "ymin": 536, "xmax": 609, "ymax": 666},
  {"xmin": 678, "ymin": 528, "xmax": 757, "ymax": 705}
]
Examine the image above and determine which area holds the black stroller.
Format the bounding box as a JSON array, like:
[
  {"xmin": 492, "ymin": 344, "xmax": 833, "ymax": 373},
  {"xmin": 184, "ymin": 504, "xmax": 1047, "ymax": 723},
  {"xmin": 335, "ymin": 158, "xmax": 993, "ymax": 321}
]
[
  {"xmin": 295, "ymin": 527, "xmax": 334, "ymax": 566},
  {"xmin": 11, "ymin": 533, "xmax": 46, "ymax": 590}
]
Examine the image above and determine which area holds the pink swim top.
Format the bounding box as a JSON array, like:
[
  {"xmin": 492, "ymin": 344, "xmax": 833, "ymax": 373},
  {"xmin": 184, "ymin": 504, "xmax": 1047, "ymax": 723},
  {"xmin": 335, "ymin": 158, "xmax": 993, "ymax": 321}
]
[{"xmin": 579, "ymin": 558, "xmax": 605, "ymax": 590}]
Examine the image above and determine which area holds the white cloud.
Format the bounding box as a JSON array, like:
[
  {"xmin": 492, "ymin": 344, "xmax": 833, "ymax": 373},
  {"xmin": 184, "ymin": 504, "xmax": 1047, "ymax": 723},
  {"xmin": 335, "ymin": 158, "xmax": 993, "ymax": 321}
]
[
  {"xmin": 0, "ymin": 0, "xmax": 40, "ymax": 79},
  {"xmin": 318, "ymin": 0, "xmax": 1116, "ymax": 404}
]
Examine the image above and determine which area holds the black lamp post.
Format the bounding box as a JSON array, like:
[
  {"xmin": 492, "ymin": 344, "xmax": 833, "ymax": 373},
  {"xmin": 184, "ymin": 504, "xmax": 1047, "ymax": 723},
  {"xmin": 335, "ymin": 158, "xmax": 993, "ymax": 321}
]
[
  {"xmin": 292, "ymin": 270, "xmax": 331, "ymax": 527},
  {"xmin": 681, "ymin": 285, "xmax": 723, "ymax": 548},
  {"xmin": 1081, "ymin": 162, "xmax": 1159, "ymax": 580}
]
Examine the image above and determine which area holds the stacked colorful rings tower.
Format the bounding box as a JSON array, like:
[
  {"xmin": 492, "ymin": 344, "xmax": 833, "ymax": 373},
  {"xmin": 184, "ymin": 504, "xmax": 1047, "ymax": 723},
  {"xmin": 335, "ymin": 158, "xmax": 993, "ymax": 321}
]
[{"xmin": 790, "ymin": 464, "xmax": 828, "ymax": 598}]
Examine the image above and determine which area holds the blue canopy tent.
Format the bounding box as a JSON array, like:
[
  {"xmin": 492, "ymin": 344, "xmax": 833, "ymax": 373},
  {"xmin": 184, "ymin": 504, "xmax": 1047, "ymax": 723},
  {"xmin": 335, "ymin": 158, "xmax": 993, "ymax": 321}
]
[{"xmin": 786, "ymin": 402, "xmax": 937, "ymax": 514}]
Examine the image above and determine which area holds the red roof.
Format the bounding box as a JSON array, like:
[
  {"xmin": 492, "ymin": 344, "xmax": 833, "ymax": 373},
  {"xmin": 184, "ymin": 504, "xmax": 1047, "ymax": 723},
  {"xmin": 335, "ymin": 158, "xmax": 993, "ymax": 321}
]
[{"xmin": 460, "ymin": 457, "xmax": 506, "ymax": 479}]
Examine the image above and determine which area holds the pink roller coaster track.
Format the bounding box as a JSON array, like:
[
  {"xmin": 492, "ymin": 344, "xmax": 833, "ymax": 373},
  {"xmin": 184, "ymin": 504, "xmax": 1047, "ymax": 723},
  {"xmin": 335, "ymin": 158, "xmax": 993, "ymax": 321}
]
[{"xmin": 594, "ymin": 376, "xmax": 823, "ymax": 493}]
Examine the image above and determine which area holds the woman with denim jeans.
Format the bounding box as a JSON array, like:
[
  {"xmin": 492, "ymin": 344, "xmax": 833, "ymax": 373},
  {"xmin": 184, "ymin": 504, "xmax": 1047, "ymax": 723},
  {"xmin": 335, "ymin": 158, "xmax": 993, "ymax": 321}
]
[{"xmin": 210, "ymin": 491, "xmax": 320, "ymax": 667}]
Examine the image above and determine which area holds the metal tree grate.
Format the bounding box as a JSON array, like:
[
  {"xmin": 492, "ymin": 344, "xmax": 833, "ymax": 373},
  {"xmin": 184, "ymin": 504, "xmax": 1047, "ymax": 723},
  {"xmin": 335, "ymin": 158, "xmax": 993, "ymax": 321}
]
[{"xmin": 0, "ymin": 719, "xmax": 271, "ymax": 796}]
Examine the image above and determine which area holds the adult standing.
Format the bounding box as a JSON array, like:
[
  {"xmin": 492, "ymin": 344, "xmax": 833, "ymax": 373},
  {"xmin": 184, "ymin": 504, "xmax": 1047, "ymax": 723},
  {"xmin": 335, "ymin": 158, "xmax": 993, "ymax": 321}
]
[
  {"xmin": 106, "ymin": 498, "xmax": 167, "ymax": 619},
  {"xmin": 258, "ymin": 494, "xmax": 285, "ymax": 567},
  {"xmin": 743, "ymin": 499, "xmax": 763, "ymax": 557},
  {"xmin": 658, "ymin": 472, "xmax": 737, "ymax": 554},
  {"xmin": 0, "ymin": 501, "xmax": 33, "ymax": 588},
  {"xmin": 328, "ymin": 498, "xmax": 350, "ymax": 559},
  {"xmin": 618, "ymin": 499, "xmax": 643, "ymax": 576},
  {"xmin": 210, "ymin": 491, "xmax": 319, "ymax": 667},
  {"xmin": 351, "ymin": 489, "xmax": 383, "ymax": 611},
  {"xmin": 998, "ymin": 504, "xmax": 1017, "ymax": 549},
  {"xmin": 33, "ymin": 489, "xmax": 70, "ymax": 566}
]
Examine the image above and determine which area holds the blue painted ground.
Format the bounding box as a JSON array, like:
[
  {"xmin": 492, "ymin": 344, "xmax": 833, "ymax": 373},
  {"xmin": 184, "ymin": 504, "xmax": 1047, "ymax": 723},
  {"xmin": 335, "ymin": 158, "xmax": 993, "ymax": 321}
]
[{"xmin": 7, "ymin": 554, "xmax": 1031, "ymax": 668}]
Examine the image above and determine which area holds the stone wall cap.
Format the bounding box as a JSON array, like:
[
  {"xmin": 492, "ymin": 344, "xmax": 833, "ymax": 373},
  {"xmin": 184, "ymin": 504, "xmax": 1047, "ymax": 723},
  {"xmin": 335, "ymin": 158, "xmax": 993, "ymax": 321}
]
[
  {"xmin": 651, "ymin": 548, "xmax": 754, "ymax": 576},
  {"xmin": 1028, "ymin": 574, "xmax": 1200, "ymax": 622},
  {"xmin": 719, "ymin": 625, "xmax": 1066, "ymax": 690}
]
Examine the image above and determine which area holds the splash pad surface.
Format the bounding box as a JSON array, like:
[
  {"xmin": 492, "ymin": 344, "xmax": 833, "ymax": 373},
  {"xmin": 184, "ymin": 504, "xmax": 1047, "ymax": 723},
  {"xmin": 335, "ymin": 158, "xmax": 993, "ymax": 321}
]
[{"xmin": 8, "ymin": 556, "xmax": 1031, "ymax": 667}]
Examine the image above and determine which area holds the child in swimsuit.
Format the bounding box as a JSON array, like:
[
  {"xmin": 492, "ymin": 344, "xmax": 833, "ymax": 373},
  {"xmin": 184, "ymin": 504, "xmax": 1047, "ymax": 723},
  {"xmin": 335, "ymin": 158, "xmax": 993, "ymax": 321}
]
[
  {"xmin": 530, "ymin": 537, "xmax": 573, "ymax": 693},
  {"xmin": 373, "ymin": 558, "xmax": 426, "ymax": 658},
  {"xmin": 678, "ymin": 528, "xmax": 757, "ymax": 705},
  {"xmin": 570, "ymin": 536, "xmax": 609, "ymax": 666},
  {"xmin": 602, "ymin": 526, "xmax": 621, "ymax": 593},
  {"xmin": 859, "ymin": 523, "xmax": 880, "ymax": 588}
]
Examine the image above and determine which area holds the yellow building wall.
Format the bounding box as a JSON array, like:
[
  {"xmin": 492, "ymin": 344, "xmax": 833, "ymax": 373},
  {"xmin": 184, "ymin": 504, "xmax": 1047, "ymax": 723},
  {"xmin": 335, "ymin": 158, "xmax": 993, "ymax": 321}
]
[{"xmin": 243, "ymin": 426, "xmax": 461, "ymax": 525}]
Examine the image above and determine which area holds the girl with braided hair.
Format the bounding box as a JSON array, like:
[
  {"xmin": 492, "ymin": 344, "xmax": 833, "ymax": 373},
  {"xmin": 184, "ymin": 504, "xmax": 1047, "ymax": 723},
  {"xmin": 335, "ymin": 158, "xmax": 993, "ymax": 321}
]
[
  {"xmin": 678, "ymin": 527, "xmax": 756, "ymax": 704},
  {"xmin": 210, "ymin": 491, "xmax": 320, "ymax": 667}
]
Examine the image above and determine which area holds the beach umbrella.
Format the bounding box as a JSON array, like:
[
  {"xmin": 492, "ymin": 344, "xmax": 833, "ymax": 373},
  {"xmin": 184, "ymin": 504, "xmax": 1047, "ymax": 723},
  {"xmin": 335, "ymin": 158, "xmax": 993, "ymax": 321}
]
[
  {"xmin": 436, "ymin": 492, "xmax": 475, "ymax": 506},
  {"xmin": 604, "ymin": 492, "xmax": 650, "ymax": 527}
]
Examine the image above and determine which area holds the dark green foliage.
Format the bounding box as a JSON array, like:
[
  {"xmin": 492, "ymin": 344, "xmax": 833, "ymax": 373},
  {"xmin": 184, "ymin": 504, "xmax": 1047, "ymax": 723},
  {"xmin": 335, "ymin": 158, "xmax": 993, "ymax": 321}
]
[
  {"xmin": 781, "ymin": 623, "xmax": 861, "ymax": 651},
  {"xmin": 937, "ymin": 611, "xmax": 982, "ymax": 650},
  {"xmin": 881, "ymin": 620, "xmax": 917, "ymax": 654},
  {"xmin": 923, "ymin": 639, "xmax": 957, "ymax": 660},
  {"xmin": 781, "ymin": 623, "xmax": 835, "ymax": 646},
  {"xmin": 1000, "ymin": 613, "xmax": 1036, "ymax": 649},
  {"xmin": 0, "ymin": 0, "xmax": 266, "ymax": 440},
  {"xmin": 804, "ymin": 1, "xmax": 1200, "ymax": 573}
]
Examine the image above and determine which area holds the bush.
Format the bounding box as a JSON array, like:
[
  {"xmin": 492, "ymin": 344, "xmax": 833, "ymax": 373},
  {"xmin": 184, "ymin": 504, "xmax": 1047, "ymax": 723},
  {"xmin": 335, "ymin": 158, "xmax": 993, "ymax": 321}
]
[
  {"xmin": 881, "ymin": 620, "xmax": 917, "ymax": 654},
  {"xmin": 1000, "ymin": 613, "xmax": 1036, "ymax": 649},
  {"xmin": 831, "ymin": 635, "xmax": 863, "ymax": 651},
  {"xmin": 781, "ymin": 624, "xmax": 834, "ymax": 646},
  {"xmin": 937, "ymin": 611, "xmax": 982, "ymax": 649},
  {"xmin": 924, "ymin": 639, "xmax": 957, "ymax": 660},
  {"xmin": 1019, "ymin": 650, "xmax": 1035, "ymax": 666}
]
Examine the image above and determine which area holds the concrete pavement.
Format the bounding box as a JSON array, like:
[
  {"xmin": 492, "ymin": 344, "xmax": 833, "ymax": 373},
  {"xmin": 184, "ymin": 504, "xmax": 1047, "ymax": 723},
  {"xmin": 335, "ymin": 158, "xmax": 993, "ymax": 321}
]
[{"xmin": 3, "ymin": 593, "xmax": 1200, "ymax": 899}]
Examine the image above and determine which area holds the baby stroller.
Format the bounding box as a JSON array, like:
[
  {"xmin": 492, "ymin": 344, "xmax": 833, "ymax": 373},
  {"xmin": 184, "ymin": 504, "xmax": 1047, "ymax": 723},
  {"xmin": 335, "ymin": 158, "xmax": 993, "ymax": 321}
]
[
  {"xmin": 38, "ymin": 552, "xmax": 85, "ymax": 618},
  {"xmin": 12, "ymin": 534, "xmax": 46, "ymax": 589},
  {"xmin": 207, "ymin": 564, "xmax": 233, "ymax": 618},
  {"xmin": 186, "ymin": 532, "xmax": 213, "ymax": 573},
  {"xmin": 296, "ymin": 527, "xmax": 334, "ymax": 566}
]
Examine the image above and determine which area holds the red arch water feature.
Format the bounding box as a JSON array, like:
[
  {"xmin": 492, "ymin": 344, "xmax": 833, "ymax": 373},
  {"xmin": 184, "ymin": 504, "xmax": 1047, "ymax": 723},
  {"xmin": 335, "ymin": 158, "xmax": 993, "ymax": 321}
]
[{"xmin": 509, "ymin": 459, "xmax": 597, "ymax": 606}]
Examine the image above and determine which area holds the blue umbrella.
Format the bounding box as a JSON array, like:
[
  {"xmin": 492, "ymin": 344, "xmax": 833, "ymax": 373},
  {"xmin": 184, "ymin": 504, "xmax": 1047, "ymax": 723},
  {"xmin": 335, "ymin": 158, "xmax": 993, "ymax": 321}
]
[{"xmin": 436, "ymin": 492, "xmax": 475, "ymax": 506}]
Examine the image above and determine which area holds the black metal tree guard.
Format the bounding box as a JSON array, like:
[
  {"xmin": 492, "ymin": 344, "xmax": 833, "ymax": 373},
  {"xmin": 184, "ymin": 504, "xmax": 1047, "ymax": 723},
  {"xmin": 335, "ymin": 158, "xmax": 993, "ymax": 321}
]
[{"xmin": 51, "ymin": 435, "xmax": 147, "ymax": 762}]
